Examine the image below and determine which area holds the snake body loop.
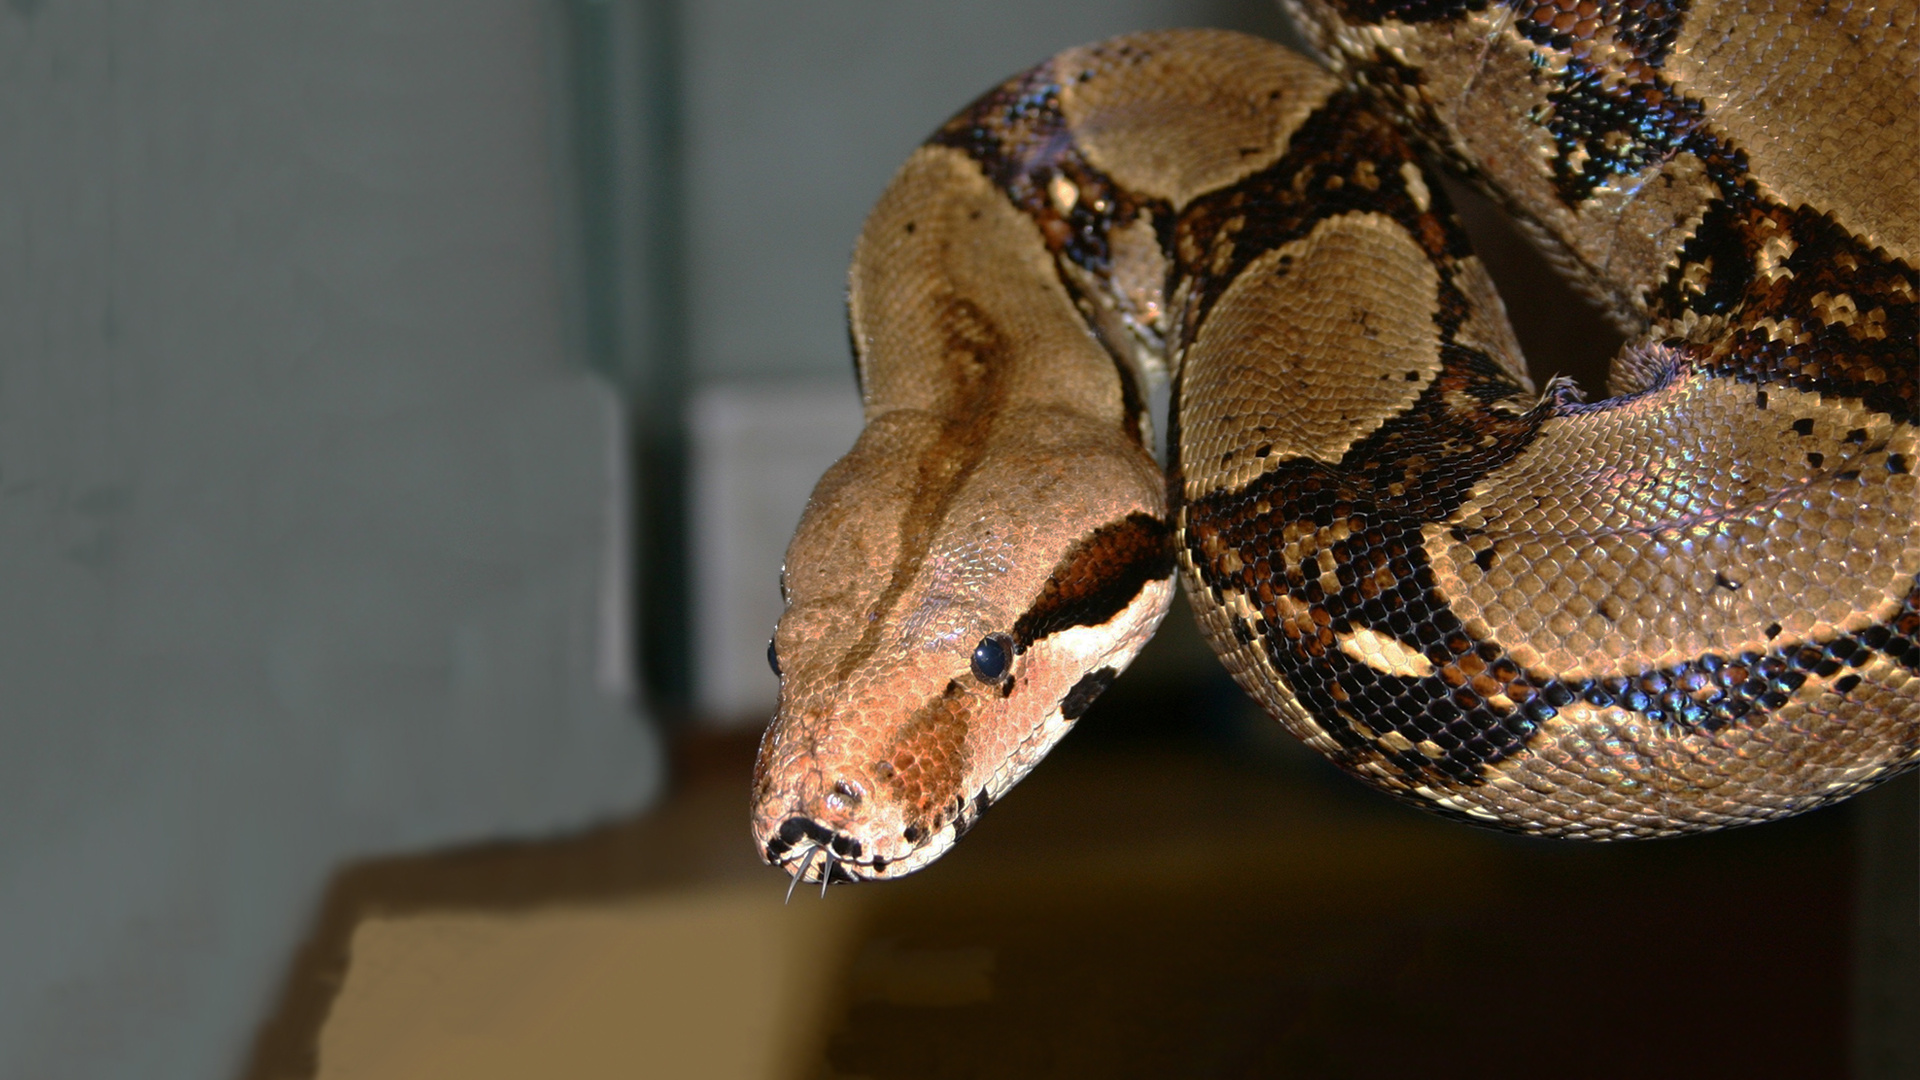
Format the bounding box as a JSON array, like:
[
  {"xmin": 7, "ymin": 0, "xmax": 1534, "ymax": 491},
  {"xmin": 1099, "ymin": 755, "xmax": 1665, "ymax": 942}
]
[{"xmin": 753, "ymin": 1, "xmax": 1919, "ymax": 883}]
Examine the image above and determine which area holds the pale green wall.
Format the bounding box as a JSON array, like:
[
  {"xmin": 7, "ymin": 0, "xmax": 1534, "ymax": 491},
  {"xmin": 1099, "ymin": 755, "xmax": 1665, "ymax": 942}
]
[{"xmin": 0, "ymin": 3, "xmax": 662, "ymax": 1076}]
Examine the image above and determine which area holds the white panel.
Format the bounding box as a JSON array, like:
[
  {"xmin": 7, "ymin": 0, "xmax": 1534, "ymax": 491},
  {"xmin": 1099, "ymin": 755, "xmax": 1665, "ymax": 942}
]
[{"xmin": 691, "ymin": 380, "xmax": 866, "ymax": 724}]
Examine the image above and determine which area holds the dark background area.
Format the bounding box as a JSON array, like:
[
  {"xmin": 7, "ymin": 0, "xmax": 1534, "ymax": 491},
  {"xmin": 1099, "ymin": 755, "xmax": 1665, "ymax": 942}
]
[{"xmin": 250, "ymin": 597, "xmax": 1916, "ymax": 1077}]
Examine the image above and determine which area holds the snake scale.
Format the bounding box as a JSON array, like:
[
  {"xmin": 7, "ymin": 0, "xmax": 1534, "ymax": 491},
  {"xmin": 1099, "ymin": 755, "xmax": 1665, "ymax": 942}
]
[{"xmin": 753, "ymin": 0, "xmax": 1919, "ymax": 886}]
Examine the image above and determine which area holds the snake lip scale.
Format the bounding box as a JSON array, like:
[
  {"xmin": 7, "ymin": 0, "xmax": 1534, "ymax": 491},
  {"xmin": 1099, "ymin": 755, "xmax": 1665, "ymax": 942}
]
[{"xmin": 751, "ymin": 0, "xmax": 1919, "ymax": 886}]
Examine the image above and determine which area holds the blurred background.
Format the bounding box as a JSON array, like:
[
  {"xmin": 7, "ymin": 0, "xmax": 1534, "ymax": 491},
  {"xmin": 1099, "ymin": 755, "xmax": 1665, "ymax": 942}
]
[{"xmin": 1, "ymin": 2, "xmax": 1911, "ymax": 1078}]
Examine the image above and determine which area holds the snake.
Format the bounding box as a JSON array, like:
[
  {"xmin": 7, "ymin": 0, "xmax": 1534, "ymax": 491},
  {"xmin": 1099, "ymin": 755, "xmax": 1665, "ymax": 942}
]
[{"xmin": 751, "ymin": 0, "xmax": 1919, "ymax": 886}]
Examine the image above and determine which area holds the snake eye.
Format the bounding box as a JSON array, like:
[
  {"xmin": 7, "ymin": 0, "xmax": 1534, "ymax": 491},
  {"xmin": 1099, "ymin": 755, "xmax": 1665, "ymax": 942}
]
[
  {"xmin": 970, "ymin": 634, "xmax": 1013, "ymax": 684},
  {"xmin": 767, "ymin": 636, "xmax": 782, "ymax": 678}
]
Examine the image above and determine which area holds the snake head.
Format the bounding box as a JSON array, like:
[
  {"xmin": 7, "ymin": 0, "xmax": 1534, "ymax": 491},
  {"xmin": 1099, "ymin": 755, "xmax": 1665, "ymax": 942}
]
[{"xmin": 751, "ymin": 406, "xmax": 1173, "ymax": 885}]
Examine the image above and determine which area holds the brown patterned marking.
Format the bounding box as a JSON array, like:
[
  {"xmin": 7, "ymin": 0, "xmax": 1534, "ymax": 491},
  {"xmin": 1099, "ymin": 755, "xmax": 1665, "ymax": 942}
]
[
  {"xmin": 881, "ymin": 679, "xmax": 975, "ymax": 828},
  {"xmin": 1183, "ymin": 457, "xmax": 1544, "ymax": 793},
  {"xmin": 1322, "ymin": 0, "xmax": 1493, "ymax": 25},
  {"xmin": 1177, "ymin": 212, "xmax": 1453, "ymax": 495},
  {"xmin": 1665, "ymin": 0, "xmax": 1918, "ymax": 264},
  {"xmin": 1664, "ymin": 200, "xmax": 1919, "ymax": 425},
  {"xmin": 832, "ymin": 291, "xmax": 1014, "ymax": 682},
  {"xmin": 931, "ymin": 67, "xmax": 1176, "ymax": 316},
  {"xmin": 1499, "ymin": 0, "xmax": 1706, "ymax": 200},
  {"xmin": 1059, "ymin": 666, "xmax": 1120, "ymax": 720},
  {"xmin": 1011, "ymin": 513, "xmax": 1175, "ymax": 649},
  {"xmin": 1428, "ymin": 374, "xmax": 1918, "ymax": 682},
  {"xmin": 1181, "ymin": 6, "xmax": 1919, "ymax": 829},
  {"xmin": 930, "ymin": 68, "xmax": 1167, "ymax": 445},
  {"xmin": 1051, "ymin": 33, "xmax": 1338, "ymax": 208},
  {"xmin": 1178, "ymin": 322, "xmax": 1553, "ymax": 793},
  {"xmin": 1187, "ymin": 421, "xmax": 1920, "ymax": 825},
  {"xmin": 1517, "ymin": 0, "xmax": 1691, "ymax": 65},
  {"xmin": 1173, "ymin": 90, "xmax": 1467, "ymax": 346}
]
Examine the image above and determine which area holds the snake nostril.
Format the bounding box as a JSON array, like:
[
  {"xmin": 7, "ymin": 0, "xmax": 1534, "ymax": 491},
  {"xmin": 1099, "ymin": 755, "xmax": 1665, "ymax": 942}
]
[{"xmin": 827, "ymin": 779, "xmax": 865, "ymax": 813}]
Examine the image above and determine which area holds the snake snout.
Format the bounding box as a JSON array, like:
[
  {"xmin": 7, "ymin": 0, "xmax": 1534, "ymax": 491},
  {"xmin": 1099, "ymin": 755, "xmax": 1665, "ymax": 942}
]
[{"xmin": 765, "ymin": 814, "xmax": 866, "ymax": 862}]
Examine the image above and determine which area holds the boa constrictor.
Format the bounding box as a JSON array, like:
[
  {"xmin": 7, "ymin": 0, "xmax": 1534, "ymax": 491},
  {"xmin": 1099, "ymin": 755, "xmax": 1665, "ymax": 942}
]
[{"xmin": 753, "ymin": 0, "xmax": 1919, "ymax": 885}]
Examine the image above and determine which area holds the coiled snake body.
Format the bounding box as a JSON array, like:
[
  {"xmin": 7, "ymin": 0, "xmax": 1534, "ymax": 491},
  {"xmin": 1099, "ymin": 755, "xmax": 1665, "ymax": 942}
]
[{"xmin": 754, "ymin": 0, "xmax": 1919, "ymax": 884}]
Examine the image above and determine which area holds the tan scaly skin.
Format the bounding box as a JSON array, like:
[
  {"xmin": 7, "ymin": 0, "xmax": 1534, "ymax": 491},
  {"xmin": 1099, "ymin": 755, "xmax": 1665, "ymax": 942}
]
[{"xmin": 753, "ymin": 5, "xmax": 1919, "ymax": 887}]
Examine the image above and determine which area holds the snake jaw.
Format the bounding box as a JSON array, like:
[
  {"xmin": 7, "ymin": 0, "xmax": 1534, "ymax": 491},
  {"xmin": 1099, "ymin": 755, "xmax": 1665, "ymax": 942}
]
[
  {"xmin": 750, "ymin": 510, "xmax": 1178, "ymax": 884},
  {"xmin": 752, "ymin": 565, "xmax": 1176, "ymax": 885}
]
